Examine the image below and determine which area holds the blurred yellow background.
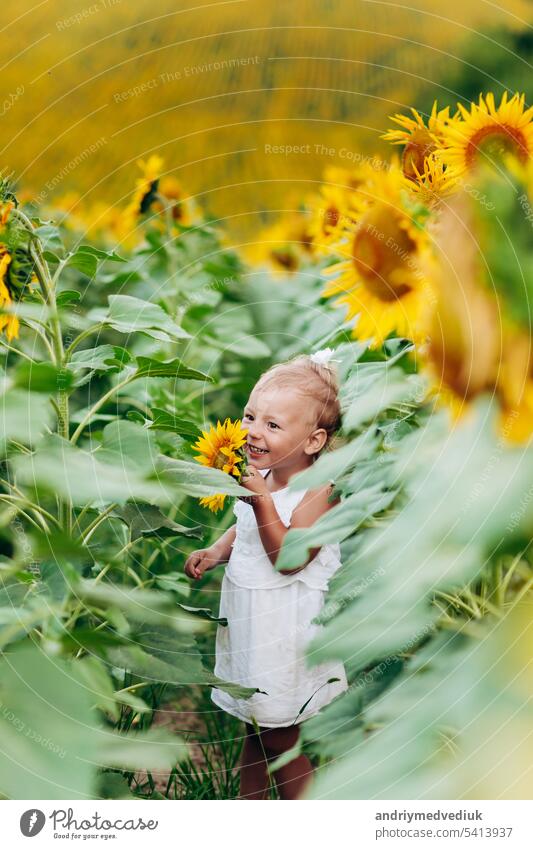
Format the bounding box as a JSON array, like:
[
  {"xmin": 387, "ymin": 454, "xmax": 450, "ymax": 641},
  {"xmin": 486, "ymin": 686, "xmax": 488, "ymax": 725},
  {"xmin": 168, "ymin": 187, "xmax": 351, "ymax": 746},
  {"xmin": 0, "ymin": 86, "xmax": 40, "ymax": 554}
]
[{"xmin": 3, "ymin": 0, "xmax": 531, "ymax": 236}]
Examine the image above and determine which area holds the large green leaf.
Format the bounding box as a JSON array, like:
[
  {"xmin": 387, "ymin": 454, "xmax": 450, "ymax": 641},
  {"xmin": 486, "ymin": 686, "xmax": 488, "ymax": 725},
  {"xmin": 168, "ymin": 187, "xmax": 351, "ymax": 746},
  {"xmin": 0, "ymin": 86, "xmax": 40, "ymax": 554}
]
[
  {"xmin": 276, "ymin": 486, "xmax": 397, "ymax": 571},
  {"xmin": 13, "ymin": 434, "xmax": 175, "ymax": 507},
  {"xmin": 99, "ymin": 294, "xmax": 191, "ymax": 342},
  {"xmin": 147, "ymin": 409, "xmax": 202, "ymax": 439},
  {"xmin": 0, "ymin": 644, "xmax": 100, "ymax": 799},
  {"xmin": 66, "ymin": 244, "xmax": 126, "ymax": 277},
  {"xmin": 106, "ymin": 638, "xmax": 259, "ymax": 700},
  {"xmin": 13, "ymin": 362, "xmax": 74, "ymax": 393},
  {"xmin": 0, "ymin": 389, "xmax": 54, "ymax": 448},
  {"xmin": 98, "ymin": 420, "xmax": 158, "ymax": 474},
  {"xmin": 113, "ymin": 503, "xmax": 202, "ymax": 541},
  {"xmin": 133, "ymin": 356, "xmax": 212, "ymax": 382},
  {"xmin": 157, "ymin": 456, "xmax": 250, "ymax": 497},
  {"xmin": 342, "ymin": 364, "xmax": 426, "ymax": 432},
  {"xmin": 288, "ymin": 429, "xmax": 380, "ymax": 489},
  {"xmin": 76, "ymin": 578, "xmax": 209, "ymax": 633},
  {"xmin": 96, "ymin": 728, "xmax": 188, "ymax": 771}
]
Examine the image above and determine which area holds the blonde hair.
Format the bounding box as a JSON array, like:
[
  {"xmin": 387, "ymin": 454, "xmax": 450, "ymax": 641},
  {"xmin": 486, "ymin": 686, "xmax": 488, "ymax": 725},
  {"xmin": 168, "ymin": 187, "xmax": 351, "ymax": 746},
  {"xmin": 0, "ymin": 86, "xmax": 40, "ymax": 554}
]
[{"xmin": 254, "ymin": 353, "xmax": 342, "ymax": 460}]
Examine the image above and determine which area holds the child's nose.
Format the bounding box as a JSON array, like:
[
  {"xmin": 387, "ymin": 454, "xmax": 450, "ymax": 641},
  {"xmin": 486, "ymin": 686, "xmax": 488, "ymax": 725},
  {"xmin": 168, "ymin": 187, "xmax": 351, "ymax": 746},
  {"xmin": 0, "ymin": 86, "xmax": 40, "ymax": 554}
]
[{"xmin": 248, "ymin": 422, "xmax": 263, "ymax": 440}]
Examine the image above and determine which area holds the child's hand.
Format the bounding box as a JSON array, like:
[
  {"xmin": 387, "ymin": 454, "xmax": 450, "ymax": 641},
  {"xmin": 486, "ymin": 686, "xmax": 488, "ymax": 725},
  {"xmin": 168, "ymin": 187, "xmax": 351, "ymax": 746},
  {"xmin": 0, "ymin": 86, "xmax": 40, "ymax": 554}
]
[
  {"xmin": 239, "ymin": 465, "xmax": 271, "ymax": 504},
  {"xmin": 184, "ymin": 547, "xmax": 221, "ymax": 580}
]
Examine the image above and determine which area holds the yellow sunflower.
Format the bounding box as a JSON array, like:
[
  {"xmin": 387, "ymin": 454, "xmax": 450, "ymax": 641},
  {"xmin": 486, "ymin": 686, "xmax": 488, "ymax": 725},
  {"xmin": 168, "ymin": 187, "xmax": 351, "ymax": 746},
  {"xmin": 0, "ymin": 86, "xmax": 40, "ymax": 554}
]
[
  {"xmin": 497, "ymin": 326, "xmax": 533, "ymax": 444},
  {"xmin": 0, "ymin": 200, "xmax": 13, "ymax": 226},
  {"xmin": 117, "ymin": 154, "xmax": 164, "ymax": 243},
  {"xmin": 193, "ymin": 417, "xmax": 249, "ymax": 512},
  {"xmin": 418, "ymin": 191, "xmax": 502, "ymax": 421},
  {"xmin": 154, "ymin": 175, "xmax": 196, "ymax": 227},
  {"xmin": 307, "ymin": 183, "xmax": 361, "ymax": 255},
  {"xmin": 383, "ymin": 101, "xmax": 456, "ymax": 182},
  {"xmin": 409, "ymin": 153, "xmax": 461, "ymax": 207},
  {"xmin": 199, "ymin": 493, "xmax": 228, "ymax": 513},
  {"xmin": 0, "ymin": 248, "xmax": 19, "ymax": 341},
  {"xmin": 438, "ymin": 91, "xmax": 533, "ymax": 176},
  {"xmin": 247, "ymin": 213, "xmax": 313, "ymax": 273},
  {"xmin": 323, "ymin": 164, "xmax": 433, "ymax": 348}
]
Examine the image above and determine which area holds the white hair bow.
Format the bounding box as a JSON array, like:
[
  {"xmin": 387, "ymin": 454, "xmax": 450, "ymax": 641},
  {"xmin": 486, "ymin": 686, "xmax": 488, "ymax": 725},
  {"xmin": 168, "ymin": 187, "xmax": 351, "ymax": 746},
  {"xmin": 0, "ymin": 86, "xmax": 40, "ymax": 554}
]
[{"xmin": 309, "ymin": 347, "xmax": 341, "ymax": 367}]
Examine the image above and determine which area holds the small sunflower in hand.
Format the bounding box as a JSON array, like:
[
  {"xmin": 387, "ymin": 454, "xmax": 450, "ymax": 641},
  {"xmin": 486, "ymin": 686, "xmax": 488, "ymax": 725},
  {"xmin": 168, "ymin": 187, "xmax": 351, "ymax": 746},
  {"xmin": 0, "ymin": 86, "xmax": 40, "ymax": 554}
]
[{"xmin": 193, "ymin": 418, "xmax": 249, "ymax": 512}]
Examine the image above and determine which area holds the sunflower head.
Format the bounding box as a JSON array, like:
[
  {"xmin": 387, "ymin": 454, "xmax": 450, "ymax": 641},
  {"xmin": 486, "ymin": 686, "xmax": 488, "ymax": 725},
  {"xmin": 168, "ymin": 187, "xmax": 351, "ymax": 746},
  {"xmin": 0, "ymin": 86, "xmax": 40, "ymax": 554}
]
[
  {"xmin": 496, "ymin": 325, "xmax": 533, "ymax": 444},
  {"xmin": 247, "ymin": 214, "xmax": 313, "ymax": 272},
  {"xmin": 383, "ymin": 102, "xmax": 457, "ymax": 183},
  {"xmin": 409, "ymin": 153, "xmax": 461, "ymax": 207},
  {"xmin": 0, "ymin": 248, "xmax": 19, "ymax": 341},
  {"xmin": 438, "ymin": 91, "xmax": 533, "ymax": 176},
  {"xmin": 323, "ymin": 164, "xmax": 433, "ymax": 347},
  {"xmin": 199, "ymin": 493, "xmax": 228, "ymax": 513},
  {"xmin": 307, "ymin": 183, "xmax": 361, "ymax": 255},
  {"xmin": 156, "ymin": 175, "xmax": 195, "ymax": 225},
  {"xmin": 193, "ymin": 418, "xmax": 249, "ymax": 511},
  {"xmin": 420, "ymin": 191, "xmax": 502, "ymax": 413}
]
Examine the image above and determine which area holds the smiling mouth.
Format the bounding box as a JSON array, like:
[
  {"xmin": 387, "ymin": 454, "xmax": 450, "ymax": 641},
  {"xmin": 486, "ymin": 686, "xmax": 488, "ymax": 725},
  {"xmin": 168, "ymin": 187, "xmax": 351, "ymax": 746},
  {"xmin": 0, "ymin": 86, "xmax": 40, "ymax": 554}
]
[{"xmin": 247, "ymin": 444, "xmax": 269, "ymax": 455}]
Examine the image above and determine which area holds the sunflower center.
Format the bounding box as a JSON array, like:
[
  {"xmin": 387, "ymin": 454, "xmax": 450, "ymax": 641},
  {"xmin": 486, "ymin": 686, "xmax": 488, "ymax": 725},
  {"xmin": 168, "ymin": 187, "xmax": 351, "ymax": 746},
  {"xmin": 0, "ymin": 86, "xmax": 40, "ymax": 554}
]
[
  {"xmin": 272, "ymin": 247, "xmax": 298, "ymax": 271},
  {"xmin": 402, "ymin": 129, "xmax": 435, "ymax": 181},
  {"xmin": 352, "ymin": 212, "xmax": 415, "ymax": 302},
  {"xmin": 323, "ymin": 205, "xmax": 340, "ymax": 232},
  {"xmin": 466, "ymin": 124, "xmax": 529, "ymax": 166},
  {"xmin": 214, "ymin": 450, "xmax": 228, "ymax": 470}
]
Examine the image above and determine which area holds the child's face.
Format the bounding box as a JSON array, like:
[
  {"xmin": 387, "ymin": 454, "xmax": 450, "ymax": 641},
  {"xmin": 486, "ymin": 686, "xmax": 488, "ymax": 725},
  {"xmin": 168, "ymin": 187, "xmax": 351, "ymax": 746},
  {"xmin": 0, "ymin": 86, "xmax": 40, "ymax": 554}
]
[{"xmin": 242, "ymin": 384, "xmax": 327, "ymax": 470}]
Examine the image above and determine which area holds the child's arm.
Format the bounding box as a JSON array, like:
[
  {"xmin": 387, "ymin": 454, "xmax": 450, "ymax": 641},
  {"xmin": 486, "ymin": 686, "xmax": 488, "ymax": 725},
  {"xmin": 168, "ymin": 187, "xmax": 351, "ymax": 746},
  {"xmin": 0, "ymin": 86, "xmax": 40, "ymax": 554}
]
[
  {"xmin": 184, "ymin": 524, "xmax": 237, "ymax": 580},
  {"xmin": 252, "ymin": 484, "xmax": 339, "ymax": 575}
]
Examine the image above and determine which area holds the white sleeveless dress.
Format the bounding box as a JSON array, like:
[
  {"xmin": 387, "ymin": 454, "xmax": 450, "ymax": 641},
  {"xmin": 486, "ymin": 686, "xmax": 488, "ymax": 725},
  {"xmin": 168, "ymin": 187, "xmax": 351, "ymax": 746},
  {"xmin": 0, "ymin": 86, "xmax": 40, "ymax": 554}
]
[{"xmin": 211, "ymin": 468, "xmax": 348, "ymax": 728}]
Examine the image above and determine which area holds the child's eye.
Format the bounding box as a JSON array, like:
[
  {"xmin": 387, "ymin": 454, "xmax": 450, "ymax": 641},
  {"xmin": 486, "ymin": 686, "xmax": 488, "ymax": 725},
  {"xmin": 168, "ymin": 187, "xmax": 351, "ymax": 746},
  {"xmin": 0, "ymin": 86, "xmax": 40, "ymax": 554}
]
[{"xmin": 268, "ymin": 422, "xmax": 279, "ymax": 429}]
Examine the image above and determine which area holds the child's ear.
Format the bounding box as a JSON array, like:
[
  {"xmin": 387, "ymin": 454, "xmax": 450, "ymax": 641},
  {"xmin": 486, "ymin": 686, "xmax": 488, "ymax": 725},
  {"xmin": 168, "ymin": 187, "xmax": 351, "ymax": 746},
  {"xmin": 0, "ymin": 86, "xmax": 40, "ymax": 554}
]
[{"xmin": 305, "ymin": 427, "xmax": 328, "ymax": 457}]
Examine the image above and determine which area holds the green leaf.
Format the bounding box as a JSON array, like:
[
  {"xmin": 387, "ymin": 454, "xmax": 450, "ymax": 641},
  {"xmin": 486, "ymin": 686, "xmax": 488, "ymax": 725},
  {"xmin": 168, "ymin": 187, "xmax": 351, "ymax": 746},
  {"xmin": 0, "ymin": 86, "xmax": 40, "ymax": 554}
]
[
  {"xmin": 56, "ymin": 290, "xmax": 81, "ymax": 307},
  {"xmin": 66, "ymin": 245, "xmax": 126, "ymax": 277},
  {"xmin": 0, "ymin": 389, "xmax": 54, "ymax": 448},
  {"xmin": 133, "ymin": 356, "xmax": 213, "ymax": 382},
  {"xmin": 147, "ymin": 408, "xmax": 202, "ymax": 439},
  {"xmin": 177, "ymin": 603, "xmax": 228, "ymax": 625},
  {"xmin": 95, "ymin": 728, "xmax": 188, "ymax": 771},
  {"xmin": 76, "ymin": 578, "xmax": 209, "ymax": 633},
  {"xmin": 154, "ymin": 571, "xmax": 191, "ymax": 598},
  {"xmin": 98, "ymin": 420, "xmax": 158, "ymax": 474},
  {"xmin": 114, "ymin": 690, "xmax": 151, "ymax": 714},
  {"xmin": 276, "ymin": 486, "xmax": 397, "ymax": 572},
  {"xmin": 39, "ymin": 558, "xmax": 83, "ymax": 603},
  {"xmin": 34, "ymin": 224, "xmax": 64, "ymax": 255},
  {"xmin": 13, "ymin": 434, "xmax": 176, "ymax": 507},
  {"xmin": 13, "ymin": 361, "xmax": 74, "ymax": 393},
  {"xmin": 106, "ymin": 629, "xmax": 260, "ymax": 699},
  {"xmin": 288, "ymin": 429, "xmax": 380, "ymax": 489},
  {"xmin": 101, "ymin": 294, "xmax": 191, "ymax": 342},
  {"xmin": 69, "ymin": 344, "xmax": 124, "ymax": 374},
  {"xmin": 157, "ymin": 456, "xmax": 250, "ymax": 497},
  {"xmin": 342, "ymin": 364, "xmax": 426, "ymax": 432},
  {"xmin": 204, "ymin": 332, "xmax": 271, "ymax": 359},
  {"xmin": 113, "ymin": 503, "xmax": 202, "ymax": 542},
  {"xmin": 76, "ymin": 655, "xmax": 120, "ymax": 721},
  {"xmin": 0, "ymin": 645, "xmax": 100, "ymax": 799}
]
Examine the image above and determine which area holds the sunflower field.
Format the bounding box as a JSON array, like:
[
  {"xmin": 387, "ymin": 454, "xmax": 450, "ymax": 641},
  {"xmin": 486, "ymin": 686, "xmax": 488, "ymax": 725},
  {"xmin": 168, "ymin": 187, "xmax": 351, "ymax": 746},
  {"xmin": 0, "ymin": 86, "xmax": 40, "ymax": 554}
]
[{"xmin": 0, "ymin": 84, "xmax": 532, "ymax": 802}]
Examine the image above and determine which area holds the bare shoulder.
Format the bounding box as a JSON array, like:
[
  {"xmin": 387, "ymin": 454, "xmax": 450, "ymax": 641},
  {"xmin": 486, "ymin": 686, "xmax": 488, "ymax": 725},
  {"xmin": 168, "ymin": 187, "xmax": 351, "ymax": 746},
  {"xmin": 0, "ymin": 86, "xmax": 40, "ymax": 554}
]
[{"xmin": 290, "ymin": 482, "xmax": 340, "ymax": 529}]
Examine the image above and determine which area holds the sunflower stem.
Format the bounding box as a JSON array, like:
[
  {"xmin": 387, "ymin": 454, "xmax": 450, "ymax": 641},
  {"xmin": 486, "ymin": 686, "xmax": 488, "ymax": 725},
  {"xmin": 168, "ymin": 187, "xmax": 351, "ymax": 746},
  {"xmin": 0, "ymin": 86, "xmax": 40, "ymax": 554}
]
[{"xmin": 11, "ymin": 206, "xmax": 72, "ymax": 532}]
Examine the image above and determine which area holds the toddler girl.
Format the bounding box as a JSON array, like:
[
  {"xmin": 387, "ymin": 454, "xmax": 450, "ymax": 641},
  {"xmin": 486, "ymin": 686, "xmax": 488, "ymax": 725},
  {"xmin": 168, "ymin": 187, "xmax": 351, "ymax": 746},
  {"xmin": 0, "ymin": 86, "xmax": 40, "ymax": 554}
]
[{"xmin": 184, "ymin": 350, "xmax": 348, "ymax": 799}]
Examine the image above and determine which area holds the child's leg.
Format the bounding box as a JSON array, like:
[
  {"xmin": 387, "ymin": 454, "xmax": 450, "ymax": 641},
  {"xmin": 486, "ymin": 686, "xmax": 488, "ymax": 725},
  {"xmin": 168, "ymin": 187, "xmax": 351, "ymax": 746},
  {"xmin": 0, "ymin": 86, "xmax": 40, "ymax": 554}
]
[
  {"xmin": 238, "ymin": 722, "xmax": 270, "ymax": 800},
  {"xmin": 259, "ymin": 724, "xmax": 314, "ymax": 800}
]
